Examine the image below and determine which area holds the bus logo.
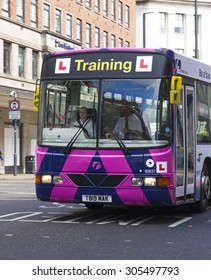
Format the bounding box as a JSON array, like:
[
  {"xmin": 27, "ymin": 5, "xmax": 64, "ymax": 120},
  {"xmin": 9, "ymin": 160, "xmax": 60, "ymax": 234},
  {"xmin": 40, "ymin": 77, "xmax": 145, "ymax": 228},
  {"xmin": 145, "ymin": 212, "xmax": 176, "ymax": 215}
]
[
  {"xmin": 55, "ymin": 58, "xmax": 71, "ymax": 74},
  {"xmin": 135, "ymin": 56, "xmax": 153, "ymax": 72},
  {"xmin": 92, "ymin": 161, "xmax": 102, "ymax": 170},
  {"xmin": 146, "ymin": 159, "xmax": 154, "ymax": 168}
]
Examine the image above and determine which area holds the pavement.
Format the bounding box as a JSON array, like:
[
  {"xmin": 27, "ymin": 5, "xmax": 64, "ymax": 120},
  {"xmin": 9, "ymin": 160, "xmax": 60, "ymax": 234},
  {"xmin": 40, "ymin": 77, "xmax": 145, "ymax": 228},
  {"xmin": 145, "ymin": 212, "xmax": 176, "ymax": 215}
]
[{"xmin": 0, "ymin": 173, "xmax": 35, "ymax": 180}]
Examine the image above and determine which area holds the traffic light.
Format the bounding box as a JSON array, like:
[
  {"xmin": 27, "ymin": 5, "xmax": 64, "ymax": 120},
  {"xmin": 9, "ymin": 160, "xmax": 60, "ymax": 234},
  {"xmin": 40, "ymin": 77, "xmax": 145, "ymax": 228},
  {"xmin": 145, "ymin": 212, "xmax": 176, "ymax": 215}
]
[{"xmin": 34, "ymin": 84, "xmax": 40, "ymax": 112}]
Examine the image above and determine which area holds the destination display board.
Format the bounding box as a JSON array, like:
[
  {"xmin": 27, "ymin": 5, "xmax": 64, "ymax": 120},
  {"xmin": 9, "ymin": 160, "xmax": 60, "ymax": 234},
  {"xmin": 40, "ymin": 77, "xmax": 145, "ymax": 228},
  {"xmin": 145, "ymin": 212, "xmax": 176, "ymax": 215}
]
[{"xmin": 41, "ymin": 50, "xmax": 171, "ymax": 79}]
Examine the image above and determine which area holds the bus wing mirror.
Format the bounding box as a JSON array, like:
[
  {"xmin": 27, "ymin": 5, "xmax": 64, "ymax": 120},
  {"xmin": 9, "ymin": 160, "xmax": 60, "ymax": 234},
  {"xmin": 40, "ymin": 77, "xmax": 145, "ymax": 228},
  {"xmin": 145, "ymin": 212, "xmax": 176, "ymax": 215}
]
[
  {"xmin": 34, "ymin": 84, "xmax": 40, "ymax": 112},
  {"xmin": 170, "ymin": 76, "xmax": 182, "ymax": 104}
]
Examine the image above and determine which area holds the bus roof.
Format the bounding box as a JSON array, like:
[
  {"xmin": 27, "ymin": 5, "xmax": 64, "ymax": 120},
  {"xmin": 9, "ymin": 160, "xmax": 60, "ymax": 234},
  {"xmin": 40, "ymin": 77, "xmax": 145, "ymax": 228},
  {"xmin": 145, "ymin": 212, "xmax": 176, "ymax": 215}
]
[
  {"xmin": 51, "ymin": 47, "xmax": 159, "ymax": 56},
  {"xmin": 175, "ymin": 52, "xmax": 211, "ymax": 83},
  {"xmin": 41, "ymin": 48, "xmax": 211, "ymax": 83}
]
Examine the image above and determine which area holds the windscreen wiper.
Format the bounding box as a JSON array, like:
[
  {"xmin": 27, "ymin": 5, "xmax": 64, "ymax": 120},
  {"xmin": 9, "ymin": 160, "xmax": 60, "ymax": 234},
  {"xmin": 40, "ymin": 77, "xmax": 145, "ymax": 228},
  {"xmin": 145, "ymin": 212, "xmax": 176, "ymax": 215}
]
[
  {"xmin": 112, "ymin": 131, "xmax": 130, "ymax": 156},
  {"xmin": 64, "ymin": 118, "xmax": 90, "ymax": 155}
]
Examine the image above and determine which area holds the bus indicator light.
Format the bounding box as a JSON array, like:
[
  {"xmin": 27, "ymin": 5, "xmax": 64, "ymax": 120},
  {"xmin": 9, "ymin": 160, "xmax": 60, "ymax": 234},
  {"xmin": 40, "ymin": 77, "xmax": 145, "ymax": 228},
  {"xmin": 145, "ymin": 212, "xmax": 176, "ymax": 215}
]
[
  {"xmin": 35, "ymin": 175, "xmax": 41, "ymax": 184},
  {"xmin": 158, "ymin": 177, "xmax": 170, "ymax": 187}
]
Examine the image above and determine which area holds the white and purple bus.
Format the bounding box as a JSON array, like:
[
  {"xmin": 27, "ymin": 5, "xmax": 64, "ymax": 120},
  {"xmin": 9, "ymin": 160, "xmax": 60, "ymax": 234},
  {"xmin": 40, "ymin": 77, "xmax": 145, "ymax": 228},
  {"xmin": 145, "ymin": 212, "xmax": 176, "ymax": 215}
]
[{"xmin": 34, "ymin": 48, "xmax": 211, "ymax": 212}]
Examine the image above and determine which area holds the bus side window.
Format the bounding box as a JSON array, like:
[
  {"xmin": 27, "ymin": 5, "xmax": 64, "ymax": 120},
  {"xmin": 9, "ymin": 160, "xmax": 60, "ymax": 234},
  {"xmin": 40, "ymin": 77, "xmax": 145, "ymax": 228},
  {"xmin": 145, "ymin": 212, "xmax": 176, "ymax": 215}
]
[{"xmin": 197, "ymin": 119, "xmax": 210, "ymax": 143}]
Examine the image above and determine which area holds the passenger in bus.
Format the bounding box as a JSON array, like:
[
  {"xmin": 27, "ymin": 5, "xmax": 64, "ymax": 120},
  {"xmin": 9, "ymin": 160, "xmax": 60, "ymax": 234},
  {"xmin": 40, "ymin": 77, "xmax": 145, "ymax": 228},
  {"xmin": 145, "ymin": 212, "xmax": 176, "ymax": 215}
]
[
  {"xmin": 74, "ymin": 107, "xmax": 95, "ymax": 138},
  {"xmin": 197, "ymin": 122, "xmax": 210, "ymax": 142},
  {"xmin": 105, "ymin": 102, "xmax": 151, "ymax": 140}
]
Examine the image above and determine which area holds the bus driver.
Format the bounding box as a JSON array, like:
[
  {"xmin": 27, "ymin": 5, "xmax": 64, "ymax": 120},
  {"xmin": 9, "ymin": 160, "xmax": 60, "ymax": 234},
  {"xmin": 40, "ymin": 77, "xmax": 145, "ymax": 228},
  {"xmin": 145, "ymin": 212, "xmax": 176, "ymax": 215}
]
[
  {"xmin": 74, "ymin": 107, "xmax": 95, "ymax": 138},
  {"xmin": 105, "ymin": 102, "xmax": 151, "ymax": 140}
]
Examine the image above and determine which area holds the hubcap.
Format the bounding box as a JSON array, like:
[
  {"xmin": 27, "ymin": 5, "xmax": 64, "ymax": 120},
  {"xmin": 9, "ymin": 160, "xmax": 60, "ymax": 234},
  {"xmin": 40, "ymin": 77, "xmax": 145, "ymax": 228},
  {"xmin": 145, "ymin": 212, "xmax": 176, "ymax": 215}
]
[{"xmin": 201, "ymin": 173, "xmax": 211, "ymax": 200}]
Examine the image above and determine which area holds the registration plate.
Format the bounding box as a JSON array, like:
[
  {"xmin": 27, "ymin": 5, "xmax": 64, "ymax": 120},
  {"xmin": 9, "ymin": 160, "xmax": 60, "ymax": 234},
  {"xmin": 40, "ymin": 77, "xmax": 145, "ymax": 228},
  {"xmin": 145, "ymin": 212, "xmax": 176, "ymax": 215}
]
[{"xmin": 82, "ymin": 195, "xmax": 112, "ymax": 203}]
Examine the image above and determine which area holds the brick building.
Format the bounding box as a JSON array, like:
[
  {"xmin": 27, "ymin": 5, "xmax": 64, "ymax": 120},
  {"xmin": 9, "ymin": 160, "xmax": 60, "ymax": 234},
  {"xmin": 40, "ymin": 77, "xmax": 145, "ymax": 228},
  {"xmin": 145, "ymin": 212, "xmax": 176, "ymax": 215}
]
[{"xmin": 0, "ymin": 0, "xmax": 136, "ymax": 174}]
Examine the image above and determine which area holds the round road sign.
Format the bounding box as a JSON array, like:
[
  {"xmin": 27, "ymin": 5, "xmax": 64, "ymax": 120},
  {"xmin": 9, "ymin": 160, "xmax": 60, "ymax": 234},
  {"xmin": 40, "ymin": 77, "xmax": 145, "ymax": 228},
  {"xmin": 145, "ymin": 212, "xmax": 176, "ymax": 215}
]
[{"xmin": 9, "ymin": 100, "xmax": 20, "ymax": 111}]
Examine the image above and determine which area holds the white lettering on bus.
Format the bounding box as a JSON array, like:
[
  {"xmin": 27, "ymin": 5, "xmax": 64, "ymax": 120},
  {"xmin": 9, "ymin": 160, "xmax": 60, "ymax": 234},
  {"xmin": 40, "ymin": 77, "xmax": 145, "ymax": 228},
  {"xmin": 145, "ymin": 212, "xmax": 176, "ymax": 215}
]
[{"xmin": 199, "ymin": 68, "xmax": 211, "ymax": 80}]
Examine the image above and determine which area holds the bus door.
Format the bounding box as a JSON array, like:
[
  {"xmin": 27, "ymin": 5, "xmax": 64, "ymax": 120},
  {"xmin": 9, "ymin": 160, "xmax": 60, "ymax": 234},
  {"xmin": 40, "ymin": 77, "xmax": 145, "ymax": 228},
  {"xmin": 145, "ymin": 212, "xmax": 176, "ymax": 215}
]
[{"xmin": 176, "ymin": 86, "xmax": 195, "ymax": 199}]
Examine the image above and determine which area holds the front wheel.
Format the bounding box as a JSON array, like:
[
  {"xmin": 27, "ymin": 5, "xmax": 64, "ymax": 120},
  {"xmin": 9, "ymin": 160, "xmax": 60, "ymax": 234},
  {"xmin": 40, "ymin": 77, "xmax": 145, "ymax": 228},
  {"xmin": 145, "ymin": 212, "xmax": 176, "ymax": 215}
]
[{"xmin": 192, "ymin": 164, "xmax": 211, "ymax": 213}]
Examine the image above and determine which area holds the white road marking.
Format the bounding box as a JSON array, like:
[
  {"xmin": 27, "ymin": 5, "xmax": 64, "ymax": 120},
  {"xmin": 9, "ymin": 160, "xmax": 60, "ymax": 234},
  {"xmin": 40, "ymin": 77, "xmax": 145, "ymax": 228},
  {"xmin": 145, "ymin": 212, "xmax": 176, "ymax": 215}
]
[
  {"xmin": 0, "ymin": 210, "xmax": 194, "ymax": 227},
  {"xmin": 168, "ymin": 217, "xmax": 192, "ymax": 227}
]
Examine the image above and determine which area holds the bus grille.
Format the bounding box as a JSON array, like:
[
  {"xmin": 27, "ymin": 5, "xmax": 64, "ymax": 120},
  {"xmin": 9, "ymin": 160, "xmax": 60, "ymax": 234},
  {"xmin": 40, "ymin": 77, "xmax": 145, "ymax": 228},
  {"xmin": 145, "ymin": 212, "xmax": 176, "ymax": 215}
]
[{"xmin": 67, "ymin": 174, "xmax": 126, "ymax": 188}]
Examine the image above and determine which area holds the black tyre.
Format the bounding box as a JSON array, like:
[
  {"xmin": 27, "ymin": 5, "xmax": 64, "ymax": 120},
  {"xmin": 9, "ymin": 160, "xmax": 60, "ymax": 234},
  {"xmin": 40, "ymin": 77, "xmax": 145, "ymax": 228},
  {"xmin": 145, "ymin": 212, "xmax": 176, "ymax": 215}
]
[{"xmin": 192, "ymin": 164, "xmax": 211, "ymax": 213}]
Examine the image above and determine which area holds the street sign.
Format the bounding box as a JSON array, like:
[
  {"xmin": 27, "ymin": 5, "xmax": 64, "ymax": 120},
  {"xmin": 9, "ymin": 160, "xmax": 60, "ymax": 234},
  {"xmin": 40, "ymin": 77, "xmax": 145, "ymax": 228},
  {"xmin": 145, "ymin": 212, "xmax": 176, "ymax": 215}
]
[
  {"xmin": 9, "ymin": 99, "xmax": 20, "ymax": 120},
  {"xmin": 9, "ymin": 100, "xmax": 20, "ymax": 111},
  {"xmin": 9, "ymin": 111, "xmax": 20, "ymax": 120},
  {"xmin": 8, "ymin": 97, "xmax": 20, "ymax": 176}
]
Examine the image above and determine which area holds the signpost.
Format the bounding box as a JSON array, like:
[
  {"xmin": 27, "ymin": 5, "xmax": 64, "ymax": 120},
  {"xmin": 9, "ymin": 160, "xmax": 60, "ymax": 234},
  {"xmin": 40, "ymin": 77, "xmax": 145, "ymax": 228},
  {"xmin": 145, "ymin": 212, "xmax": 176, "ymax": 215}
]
[{"xmin": 8, "ymin": 96, "xmax": 20, "ymax": 176}]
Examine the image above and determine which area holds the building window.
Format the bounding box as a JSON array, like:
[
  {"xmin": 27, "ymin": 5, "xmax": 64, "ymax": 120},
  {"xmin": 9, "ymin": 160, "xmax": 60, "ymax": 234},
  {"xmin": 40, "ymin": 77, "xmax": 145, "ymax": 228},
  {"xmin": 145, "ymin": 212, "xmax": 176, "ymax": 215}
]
[
  {"xmin": 111, "ymin": 0, "xmax": 116, "ymax": 21},
  {"xmin": 4, "ymin": 42, "xmax": 10, "ymax": 74},
  {"xmin": 86, "ymin": 0, "xmax": 91, "ymax": 8},
  {"xmin": 2, "ymin": 0, "xmax": 9, "ymax": 17},
  {"xmin": 95, "ymin": 27, "xmax": 100, "ymax": 47},
  {"xmin": 17, "ymin": 0, "xmax": 24, "ymax": 23},
  {"xmin": 103, "ymin": 31, "xmax": 108, "ymax": 47},
  {"xmin": 159, "ymin": 12, "xmax": 166, "ymax": 33},
  {"xmin": 43, "ymin": 3, "xmax": 50, "ymax": 30},
  {"xmin": 118, "ymin": 1, "xmax": 123, "ymax": 25},
  {"xmin": 55, "ymin": 9, "xmax": 61, "ymax": 34},
  {"xmin": 32, "ymin": 51, "xmax": 38, "ymax": 80},
  {"xmin": 66, "ymin": 14, "xmax": 72, "ymax": 39},
  {"xmin": 86, "ymin": 23, "xmax": 91, "ymax": 48},
  {"xmin": 18, "ymin": 47, "xmax": 24, "ymax": 77},
  {"xmin": 125, "ymin": 5, "xmax": 129, "ymax": 28},
  {"xmin": 76, "ymin": 0, "xmax": 82, "ymax": 3},
  {"xmin": 118, "ymin": 38, "xmax": 123, "ymax": 47},
  {"xmin": 111, "ymin": 34, "xmax": 116, "ymax": 47},
  {"xmin": 103, "ymin": 0, "xmax": 108, "ymax": 17},
  {"xmin": 175, "ymin": 14, "xmax": 184, "ymax": 34},
  {"xmin": 30, "ymin": 0, "xmax": 37, "ymax": 28},
  {"xmin": 126, "ymin": 41, "xmax": 130, "ymax": 47},
  {"xmin": 76, "ymin": 19, "xmax": 82, "ymax": 43},
  {"xmin": 95, "ymin": 0, "xmax": 100, "ymax": 13}
]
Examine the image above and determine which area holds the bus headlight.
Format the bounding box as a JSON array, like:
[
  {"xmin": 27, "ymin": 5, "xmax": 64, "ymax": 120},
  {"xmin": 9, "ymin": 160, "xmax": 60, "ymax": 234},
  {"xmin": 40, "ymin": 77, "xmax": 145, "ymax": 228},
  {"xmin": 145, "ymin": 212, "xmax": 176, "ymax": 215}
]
[
  {"xmin": 131, "ymin": 177, "xmax": 143, "ymax": 186},
  {"xmin": 41, "ymin": 175, "xmax": 52, "ymax": 183},
  {"xmin": 53, "ymin": 176, "xmax": 63, "ymax": 184},
  {"xmin": 144, "ymin": 177, "xmax": 156, "ymax": 186},
  {"xmin": 39, "ymin": 175, "xmax": 64, "ymax": 184}
]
